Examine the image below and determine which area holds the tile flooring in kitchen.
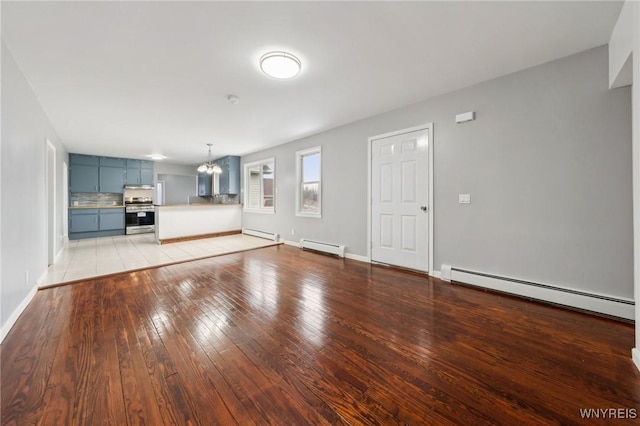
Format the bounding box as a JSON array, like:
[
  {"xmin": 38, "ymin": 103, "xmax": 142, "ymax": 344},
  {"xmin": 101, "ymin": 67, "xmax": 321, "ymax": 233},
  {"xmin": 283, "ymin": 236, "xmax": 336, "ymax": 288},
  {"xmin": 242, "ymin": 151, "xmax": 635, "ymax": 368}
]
[{"xmin": 40, "ymin": 233, "xmax": 282, "ymax": 287}]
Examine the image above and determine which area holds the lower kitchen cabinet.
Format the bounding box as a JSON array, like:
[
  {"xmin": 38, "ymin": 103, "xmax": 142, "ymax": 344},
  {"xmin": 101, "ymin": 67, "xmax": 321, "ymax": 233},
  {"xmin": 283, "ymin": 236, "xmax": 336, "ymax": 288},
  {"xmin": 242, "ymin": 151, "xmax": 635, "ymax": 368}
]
[
  {"xmin": 99, "ymin": 209, "xmax": 125, "ymax": 231},
  {"xmin": 69, "ymin": 208, "xmax": 125, "ymax": 239},
  {"xmin": 69, "ymin": 209, "xmax": 99, "ymax": 233}
]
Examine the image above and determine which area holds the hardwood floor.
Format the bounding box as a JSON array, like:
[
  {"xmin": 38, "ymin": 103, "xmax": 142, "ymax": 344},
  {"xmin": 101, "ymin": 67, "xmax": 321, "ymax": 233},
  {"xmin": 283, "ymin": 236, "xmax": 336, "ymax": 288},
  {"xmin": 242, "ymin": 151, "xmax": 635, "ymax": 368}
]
[{"xmin": 2, "ymin": 245, "xmax": 639, "ymax": 425}]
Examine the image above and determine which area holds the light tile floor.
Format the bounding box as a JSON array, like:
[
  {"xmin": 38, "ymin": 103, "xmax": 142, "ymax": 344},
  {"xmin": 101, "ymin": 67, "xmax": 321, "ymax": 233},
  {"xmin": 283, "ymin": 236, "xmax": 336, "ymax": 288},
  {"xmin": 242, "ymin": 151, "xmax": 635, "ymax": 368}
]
[{"xmin": 40, "ymin": 233, "xmax": 281, "ymax": 287}]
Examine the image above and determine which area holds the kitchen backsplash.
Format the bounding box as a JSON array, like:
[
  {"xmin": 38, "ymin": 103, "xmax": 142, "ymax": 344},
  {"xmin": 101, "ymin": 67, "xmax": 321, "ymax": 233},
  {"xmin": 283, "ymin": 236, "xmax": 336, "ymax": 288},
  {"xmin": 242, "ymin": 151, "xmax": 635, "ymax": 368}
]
[
  {"xmin": 70, "ymin": 192, "xmax": 123, "ymax": 207},
  {"xmin": 187, "ymin": 194, "xmax": 239, "ymax": 205},
  {"xmin": 123, "ymin": 188, "xmax": 155, "ymax": 199}
]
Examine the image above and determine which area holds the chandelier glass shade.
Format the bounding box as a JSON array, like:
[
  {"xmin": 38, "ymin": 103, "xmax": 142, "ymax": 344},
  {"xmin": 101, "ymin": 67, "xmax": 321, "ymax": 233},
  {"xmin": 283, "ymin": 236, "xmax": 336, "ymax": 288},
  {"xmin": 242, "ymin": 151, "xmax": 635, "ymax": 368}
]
[{"xmin": 197, "ymin": 144, "xmax": 222, "ymax": 174}]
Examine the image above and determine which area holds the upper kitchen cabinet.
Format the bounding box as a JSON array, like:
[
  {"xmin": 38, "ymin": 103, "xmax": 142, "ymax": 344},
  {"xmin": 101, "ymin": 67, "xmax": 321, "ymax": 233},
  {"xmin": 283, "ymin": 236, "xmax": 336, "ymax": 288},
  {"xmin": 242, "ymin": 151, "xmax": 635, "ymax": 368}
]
[
  {"xmin": 70, "ymin": 154, "xmax": 99, "ymax": 166},
  {"xmin": 126, "ymin": 159, "xmax": 155, "ymax": 185},
  {"xmin": 99, "ymin": 157, "xmax": 125, "ymax": 168},
  {"xmin": 99, "ymin": 165, "xmax": 125, "ymax": 192},
  {"xmin": 69, "ymin": 154, "xmax": 99, "ymax": 192},
  {"xmin": 141, "ymin": 161, "xmax": 154, "ymax": 185},
  {"xmin": 70, "ymin": 153, "xmax": 154, "ymax": 193},
  {"xmin": 198, "ymin": 173, "xmax": 213, "ymax": 197},
  {"xmin": 99, "ymin": 157, "xmax": 125, "ymax": 192},
  {"xmin": 217, "ymin": 155, "xmax": 240, "ymax": 195}
]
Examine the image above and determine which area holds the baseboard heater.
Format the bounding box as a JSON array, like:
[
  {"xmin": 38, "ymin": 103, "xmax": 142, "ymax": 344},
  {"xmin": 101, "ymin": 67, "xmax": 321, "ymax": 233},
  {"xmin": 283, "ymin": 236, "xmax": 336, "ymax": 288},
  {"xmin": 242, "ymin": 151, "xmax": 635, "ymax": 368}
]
[
  {"xmin": 299, "ymin": 239, "xmax": 345, "ymax": 258},
  {"xmin": 242, "ymin": 227, "xmax": 279, "ymax": 242},
  {"xmin": 442, "ymin": 266, "xmax": 634, "ymax": 320}
]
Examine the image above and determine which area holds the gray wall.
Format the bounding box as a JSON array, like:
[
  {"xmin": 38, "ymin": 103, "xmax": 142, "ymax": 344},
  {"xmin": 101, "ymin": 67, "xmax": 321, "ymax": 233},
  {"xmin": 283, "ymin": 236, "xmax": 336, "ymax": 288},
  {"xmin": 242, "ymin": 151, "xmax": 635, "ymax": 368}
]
[
  {"xmin": 1, "ymin": 40, "xmax": 68, "ymax": 330},
  {"xmin": 155, "ymin": 162, "xmax": 198, "ymax": 205},
  {"xmin": 154, "ymin": 161, "xmax": 195, "ymax": 181},
  {"xmin": 243, "ymin": 45, "xmax": 633, "ymax": 299},
  {"xmin": 158, "ymin": 173, "xmax": 197, "ymax": 205}
]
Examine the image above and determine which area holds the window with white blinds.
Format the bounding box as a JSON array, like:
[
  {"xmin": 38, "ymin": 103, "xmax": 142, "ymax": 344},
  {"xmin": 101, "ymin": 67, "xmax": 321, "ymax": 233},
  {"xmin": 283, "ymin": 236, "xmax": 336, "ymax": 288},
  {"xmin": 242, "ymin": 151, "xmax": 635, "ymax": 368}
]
[{"xmin": 244, "ymin": 158, "xmax": 275, "ymax": 213}]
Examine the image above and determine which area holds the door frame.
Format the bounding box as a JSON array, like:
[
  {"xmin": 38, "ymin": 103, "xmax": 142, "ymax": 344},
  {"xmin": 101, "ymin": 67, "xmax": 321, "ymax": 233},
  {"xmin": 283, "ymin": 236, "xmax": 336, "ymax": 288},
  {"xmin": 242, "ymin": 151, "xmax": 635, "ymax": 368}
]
[
  {"xmin": 46, "ymin": 139, "xmax": 57, "ymax": 265},
  {"xmin": 367, "ymin": 123, "xmax": 434, "ymax": 273},
  {"xmin": 62, "ymin": 161, "xmax": 68, "ymax": 242}
]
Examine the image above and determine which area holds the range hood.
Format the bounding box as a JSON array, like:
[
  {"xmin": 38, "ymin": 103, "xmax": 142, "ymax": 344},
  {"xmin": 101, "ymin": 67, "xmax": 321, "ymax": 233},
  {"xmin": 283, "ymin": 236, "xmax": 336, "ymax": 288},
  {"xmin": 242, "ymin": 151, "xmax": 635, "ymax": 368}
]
[{"xmin": 123, "ymin": 184, "xmax": 155, "ymax": 190}]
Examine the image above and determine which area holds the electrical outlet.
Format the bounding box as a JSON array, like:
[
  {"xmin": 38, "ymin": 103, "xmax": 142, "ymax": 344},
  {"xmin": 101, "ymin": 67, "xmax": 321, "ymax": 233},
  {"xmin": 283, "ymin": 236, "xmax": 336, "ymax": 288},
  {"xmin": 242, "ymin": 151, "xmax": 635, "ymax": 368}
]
[
  {"xmin": 25, "ymin": 270, "xmax": 29, "ymax": 284},
  {"xmin": 291, "ymin": 228, "xmax": 295, "ymax": 236}
]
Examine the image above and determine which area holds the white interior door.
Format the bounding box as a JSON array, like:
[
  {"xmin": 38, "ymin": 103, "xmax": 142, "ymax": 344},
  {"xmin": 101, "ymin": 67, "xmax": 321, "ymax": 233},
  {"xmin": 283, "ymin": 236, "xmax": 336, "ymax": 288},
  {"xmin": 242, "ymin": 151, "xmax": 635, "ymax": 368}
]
[{"xmin": 371, "ymin": 129, "xmax": 429, "ymax": 271}]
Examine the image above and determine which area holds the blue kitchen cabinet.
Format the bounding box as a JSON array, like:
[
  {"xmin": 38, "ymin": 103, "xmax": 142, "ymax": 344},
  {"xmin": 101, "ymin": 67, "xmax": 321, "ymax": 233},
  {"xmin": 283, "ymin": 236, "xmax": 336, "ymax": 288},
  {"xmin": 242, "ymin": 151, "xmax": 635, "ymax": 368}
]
[
  {"xmin": 198, "ymin": 173, "xmax": 213, "ymax": 196},
  {"xmin": 99, "ymin": 209, "xmax": 125, "ymax": 230},
  {"xmin": 217, "ymin": 155, "xmax": 240, "ymax": 195},
  {"xmin": 126, "ymin": 159, "xmax": 154, "ymax": 185},
  {"xmin": 69, "ymin": 208, "xmax": 125, "ymax": 239},
  {"xmin": 140, "ymin": 167, "xmax": 154, "ymax": 185},
  {"xmin": 70, "ymin": 164, "xmax": 99, "ymax": 192},
  {"xmin": 99, "ymin": 166, "xmax": 125, "ymax": 193},
  {"xmin": 69, "ymin": 209, "xmax": 99, "ymax": 233},
  {"xmin": 99, "ymin": 157, "xmax": 125, "ymax": 168},
  {"xmin": 126, "ymin": 160, "xmax": 140, "ymax": 183},
  {"xmin": 70, "ymin": 154, "xmax": 126, "ymax": 193},
  {"xmin": 70, "ymin": 154, "xmax": 99, "ymax": 166},
  {"xmin": 70, "ymin": 153, "xmax": 153, "ymax": 197}
]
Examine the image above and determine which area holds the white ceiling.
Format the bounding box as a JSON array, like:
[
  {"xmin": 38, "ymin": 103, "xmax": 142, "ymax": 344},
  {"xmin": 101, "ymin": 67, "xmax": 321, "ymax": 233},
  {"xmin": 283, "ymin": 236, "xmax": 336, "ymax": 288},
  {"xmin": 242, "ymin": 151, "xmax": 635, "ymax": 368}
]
[{"xmin": 2, "ymin": 1, "xmax": 623, "ymax": 164}]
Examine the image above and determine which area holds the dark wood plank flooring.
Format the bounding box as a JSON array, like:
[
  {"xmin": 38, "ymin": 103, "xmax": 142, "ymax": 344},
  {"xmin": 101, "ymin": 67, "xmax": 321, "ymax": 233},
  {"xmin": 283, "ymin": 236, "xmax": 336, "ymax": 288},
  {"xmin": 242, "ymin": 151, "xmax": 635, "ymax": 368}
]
[{"xmin": 2, "ymin": 245, "xmax": 639, "ymax": 425}]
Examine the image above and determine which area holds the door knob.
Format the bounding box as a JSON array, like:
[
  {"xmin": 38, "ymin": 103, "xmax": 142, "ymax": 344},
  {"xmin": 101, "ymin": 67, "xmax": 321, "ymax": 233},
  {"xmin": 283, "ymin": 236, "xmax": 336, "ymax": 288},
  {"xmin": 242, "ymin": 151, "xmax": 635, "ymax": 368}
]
[{"xmin": 420, "ymin": 206, "xmax": 428, "ymax": 211}]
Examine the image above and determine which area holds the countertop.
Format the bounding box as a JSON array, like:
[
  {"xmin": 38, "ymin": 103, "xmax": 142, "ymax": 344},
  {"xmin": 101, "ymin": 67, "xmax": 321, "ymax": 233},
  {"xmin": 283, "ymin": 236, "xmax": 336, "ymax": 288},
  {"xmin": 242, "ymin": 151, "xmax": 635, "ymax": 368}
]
[
  {"xmin": 155, "ymin": 203, "xmax": 241, "ymax": 208},
  {"xmin": 69, "ymin": 205, "xmax": 124, "ymax": 210}
]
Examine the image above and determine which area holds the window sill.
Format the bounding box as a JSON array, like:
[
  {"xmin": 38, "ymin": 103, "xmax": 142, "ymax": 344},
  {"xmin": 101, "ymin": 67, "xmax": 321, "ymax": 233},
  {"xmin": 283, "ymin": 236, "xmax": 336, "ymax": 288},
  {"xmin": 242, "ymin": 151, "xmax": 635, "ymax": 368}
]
[
  {"xmin": 296, "ymin": 211, "xmax": 321, "ymax": 219},
  {"xmin": 243, "ymin": 208, "xmax": 275, "ymax": 215}
]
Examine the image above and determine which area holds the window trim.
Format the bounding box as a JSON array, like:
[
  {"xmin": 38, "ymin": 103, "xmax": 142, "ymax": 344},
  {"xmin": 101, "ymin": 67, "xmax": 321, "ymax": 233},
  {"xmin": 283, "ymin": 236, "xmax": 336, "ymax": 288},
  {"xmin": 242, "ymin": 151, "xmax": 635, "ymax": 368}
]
[
  {"xmin": 243, "ymin": 157, "xmax": 275, "ymax": 214},
  {"xmin": 295, "ymin": 146, "xmax": 322, "ymax": 218}
]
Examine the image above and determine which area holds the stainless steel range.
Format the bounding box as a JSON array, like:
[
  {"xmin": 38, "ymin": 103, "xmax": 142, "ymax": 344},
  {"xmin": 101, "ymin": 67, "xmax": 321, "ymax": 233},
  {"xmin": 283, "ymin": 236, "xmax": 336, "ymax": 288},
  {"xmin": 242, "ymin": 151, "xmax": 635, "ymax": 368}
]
[{"xmin": 124, "ymin": 196, "xmax": 155, "ymax": 235}]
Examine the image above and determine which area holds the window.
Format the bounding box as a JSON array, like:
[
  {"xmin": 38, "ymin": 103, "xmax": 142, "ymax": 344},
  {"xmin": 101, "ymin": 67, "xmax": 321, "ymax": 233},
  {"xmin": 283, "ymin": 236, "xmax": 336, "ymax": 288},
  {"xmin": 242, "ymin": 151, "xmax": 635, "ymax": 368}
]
[
  {"xmin": 296, "ymin": 146, "xmax": 321, "ymax": 218},
  {"xmin": 244, "ymin": 158, "xmax": 275, "ymax": 213}
]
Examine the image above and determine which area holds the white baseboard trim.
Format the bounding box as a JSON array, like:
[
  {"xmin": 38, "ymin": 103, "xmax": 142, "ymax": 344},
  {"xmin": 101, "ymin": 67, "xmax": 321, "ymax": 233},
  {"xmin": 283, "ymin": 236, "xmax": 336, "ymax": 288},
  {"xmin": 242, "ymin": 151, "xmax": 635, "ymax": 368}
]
[
  {"xmin": 283, "ymin": 239, "xmax": 300, "ymax": 248},
  {"xmin": 284, "ymin": 240, "xmax": 370, "ymax": 263},
  {"xmin": 36, "ymin": 269, "xmax": 50, "ymax": 287},
  {"xmin": 430, "ymin": 270, "xmax": 442, "ymax": 279},
  {"xmin": 0, "ymin": 284, "xmax": 38, "ymax": 343},
  {"xmin": 450, "ymin": 268, "xmax": 634, "ymax": 320},
  {"xmin": 345, "ymin": 253, "xmax": 370, "ymax": 263},
  {"xmin": 632, "ymin": 348, "xmax": 640, "ymax": 372},
  {"xmin": 54, "ymin": 245, "xmax": 66, "ymax": 263}
]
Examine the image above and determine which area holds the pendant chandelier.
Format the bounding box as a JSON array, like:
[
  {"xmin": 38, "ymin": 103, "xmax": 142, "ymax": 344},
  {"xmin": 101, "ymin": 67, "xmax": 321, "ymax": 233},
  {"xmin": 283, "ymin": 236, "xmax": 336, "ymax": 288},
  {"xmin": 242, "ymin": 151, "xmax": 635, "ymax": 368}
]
[{"xmin": 197, "ymin": 144, "xmax": 222, "ymax": 174}]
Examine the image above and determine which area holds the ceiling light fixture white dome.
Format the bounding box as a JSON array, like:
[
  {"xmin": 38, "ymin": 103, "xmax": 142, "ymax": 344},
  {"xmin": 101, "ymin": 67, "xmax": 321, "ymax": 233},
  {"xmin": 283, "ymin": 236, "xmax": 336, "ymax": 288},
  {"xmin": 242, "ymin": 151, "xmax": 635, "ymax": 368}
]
[{"xmin": 260, "ymin": 51, "xmax": 301, "ymax": 79}]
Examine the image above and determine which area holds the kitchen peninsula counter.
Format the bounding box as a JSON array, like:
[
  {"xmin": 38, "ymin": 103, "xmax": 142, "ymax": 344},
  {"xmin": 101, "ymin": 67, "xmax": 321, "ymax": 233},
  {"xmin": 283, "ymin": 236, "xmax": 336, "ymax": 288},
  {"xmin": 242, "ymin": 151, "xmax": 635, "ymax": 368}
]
[
  {"xmin": 155, "ymin": 203, "xmax": 241, "ymax": 244},
  {"xmin": 69, "ymin": 205, "xmax": 125, "ymax": 209}
]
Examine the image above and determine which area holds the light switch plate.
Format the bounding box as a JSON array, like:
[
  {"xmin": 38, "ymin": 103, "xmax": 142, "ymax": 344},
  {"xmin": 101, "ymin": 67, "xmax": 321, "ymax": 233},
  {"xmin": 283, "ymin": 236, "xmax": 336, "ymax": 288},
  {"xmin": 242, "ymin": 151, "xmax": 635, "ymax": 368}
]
[{"xmin": 459, "ymin": 194, "xmax": 471, "ymax": 204}]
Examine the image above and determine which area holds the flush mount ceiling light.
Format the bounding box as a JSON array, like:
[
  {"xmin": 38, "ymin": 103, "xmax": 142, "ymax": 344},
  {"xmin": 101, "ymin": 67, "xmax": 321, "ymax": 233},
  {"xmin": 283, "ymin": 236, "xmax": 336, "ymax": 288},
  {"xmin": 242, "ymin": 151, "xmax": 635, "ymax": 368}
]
[
  {"xmin": 260, "ymin": 51, "xmax": 301, "ymax": 79},
  {"xmin": 197, "ymin": 143, "xmax": 222, "ymax": 175}
]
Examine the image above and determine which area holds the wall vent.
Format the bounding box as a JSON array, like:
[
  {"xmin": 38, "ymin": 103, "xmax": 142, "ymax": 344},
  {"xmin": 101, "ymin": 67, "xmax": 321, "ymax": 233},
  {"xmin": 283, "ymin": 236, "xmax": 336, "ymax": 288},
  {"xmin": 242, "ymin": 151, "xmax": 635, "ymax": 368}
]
[
  {"xmin": 299, "ymin": 239, "xmax": 346, "ymax": 258},
  {"xmin": 242, "ymin": 227, "xmax": 279, "ymax": 241}
]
